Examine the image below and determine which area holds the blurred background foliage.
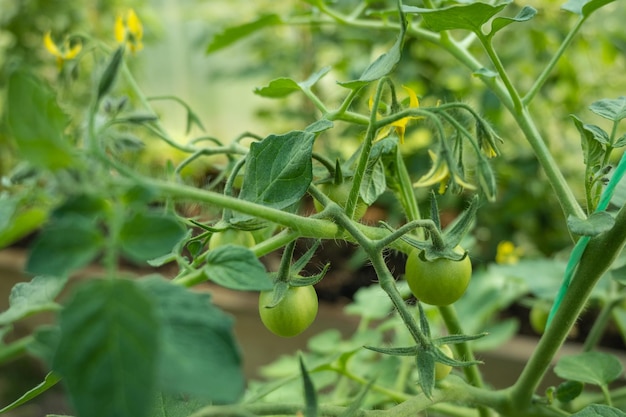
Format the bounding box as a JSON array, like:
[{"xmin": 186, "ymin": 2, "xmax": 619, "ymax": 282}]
[{"xmin": 1, "ymin": 0, "xmax": 626, "ymax": 260}]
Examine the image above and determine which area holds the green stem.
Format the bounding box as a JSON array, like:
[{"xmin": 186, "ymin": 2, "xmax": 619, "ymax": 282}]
[
  {"xmin": 582, "ymin": 296, "xmax": 620, "ymax": 352},
  {"xmin": 477, "ymin": 35, "xmax": 523, "ymax": 112},
  {"xmin": 0, "ymin": 335, "xmax": 34, "ymax": 365},
  {"xmin": 510, "ymin": 203, "xmax": 626, "ymax": 407}
]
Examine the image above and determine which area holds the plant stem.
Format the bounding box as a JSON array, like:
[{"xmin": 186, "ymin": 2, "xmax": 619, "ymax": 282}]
[
  {"xmin": 510, "ymin": 203, "xmax": 626, "ymax": 407},
  {"xmin": 582, "ymin": 296, "xmax": 620, "ymax": 352},
  {"xmin": 0, "ymin": 335, "xmax": 34, "ymax": 365}
]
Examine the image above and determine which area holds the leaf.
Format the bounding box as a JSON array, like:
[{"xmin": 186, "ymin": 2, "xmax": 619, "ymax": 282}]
[
  {"xmin": 570, "ymin": 404, "xmax": 626, "ymax": 417},
  {"xmin": 203, "ymin": 245, "xmax": 273, "ymax": 291},
  {"xmin": 51, "ymin": 193, "xmax": 109, "ymax": 221},
  {"xmin": 0, "ymin": 276, "xmax": 67, "ymax": 326},
  {"xmin": 0, "ymin": 372, "xmax": 61, "ymax": 413},
  {"xmin": 139, "ymin": 277, "xmax": 244, "ymax": 403},
  {"xmin": 416, "ymin": 347, "xmax": 435, "ymax": 398},
  {"xmin": 206, "ymin": 14, "xmax": 282, "ymax": 53},
  {"xmin": 344, "ymin": 285, "xmax": 393, "ymax": 319},
  {"xmin": 53, "ymin": 279, "xmax": 160, "ymax": 417},
  {"xmin": 554, "ymin": 352, "xmax": 624, "ymax": 386},
  {"xmin": 338, "ymin": 9, "xmax": 406, "ymax": 89},
  {"xmin": 254, "ymin": 67, "xmax": 331, "ymax": 98},
  {"xmin": 589, "ymin": 96, "xmax": 626, "ymax": 122},
  {"xmin": 6, "ymin": 71, "xmax": 74, "ymax": 170},
  {"xmin": 562, "ymin": 0, "xmax": 617, "ymax": 18},
  {"xmin": 26, "ymin": 216, "xmax": 104, "ymax": 277},
  {"xmin": 0, "ymin": 207, "xmax": 48, "ymax": 249},
  {"xmin": 403, "ymin": 2, "xmax": 510, "ymax": 34},
  {"xmin": 237, "ymin": 131, "xmax": 315, "ymax": 215},
  {"xmin": 489, "ymin": 5, "xmax": 537, "ymax": 37},
  {"xmin": 571, "ymin": 115, "xmax": 605, "ymax": 168},
  {"xmin": 299, "ymin": 356, "xmax": 318, "ymax": 417},
  {"xmin": 360, "ymin": 159, "xmax": 386, "ymax": 205},
  {"xmin": 555, "ymin": 380, "xmax": 584, "ymax": 403},
  {"xmin": 614, "ymin": 133, "xmax": 626, "ymax": 148},
  {"xmin": 305, "ymin": 119, "xmax": 334, "ymax": 134},
  {"xmin": 151, "ymin": 392, "xmax": 206, "ymax": 417},
  {"xmin": 97, "ymin": 47, "xmax": 124, "ymax": 101},
  {"xmin": 27, "ymin": 326, "xmax": 60, "ymax": 365},
  {"xmin": 567, "ymin": 212, "xmax": 615, "ymax": 236},
  {"xmin": 118, "ymin": 211, "xmax": 186, "ymax": 262}
]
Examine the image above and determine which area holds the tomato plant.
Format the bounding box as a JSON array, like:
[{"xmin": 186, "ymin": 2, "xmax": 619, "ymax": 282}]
[
  {"xmin": 529, "ymin": 299, "xmax": 551, "ymax": 334},
  {"xmin": 258, "ymin": 285, "xmax": 318, "ymax": 337},
  {"xmin": 208, "ymin": 228, "xmax": 256, "ymax": 249},
  {"xmin": 313, "ymin": 181, "xmax": 368, "ymax": 220},
  {"xmin": 404, "ymin": 247, "xmax": 472, "ymax": 306},
  {"xmin": 435, "ymin": 345, "xmax": 453, "ymax": 381}
]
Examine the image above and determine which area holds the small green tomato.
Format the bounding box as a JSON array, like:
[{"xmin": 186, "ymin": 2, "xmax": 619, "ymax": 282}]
[{"xmin": 258, "ymin": 285, "xmax": 318, "ymax": 337}]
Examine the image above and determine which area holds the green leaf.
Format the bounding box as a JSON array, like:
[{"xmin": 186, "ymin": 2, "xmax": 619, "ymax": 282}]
[
  {"xmin": 360, "ymin": 159, "xmax": 386, "ymax": 205},
  {"xmin": 571, "ymin": 115, "xmax": 605, "ymax": 168},
  {"xmin": 206, "ymin": 14, "xmax": 282, "ymax": 53},
  {"xmin": 237, "ymin": 131, "xmax": 315, "ymax": 215},
  {"xmin": 567, "ymin": 212, "xmax": 615, "ymax": 236},
  {"xmin": 151, "ymin": 392, "xmax": 206, "ymax": 417},
  {"xmin": 299, "ymin": 356, "xmax": 318, "ymax": 417},
  {"xmin": 139, "ymin": 277, "xmax": 244, "ymax": 403},
  {"xmin": 203, "ymin": 245, "xmax": 273, "ymax": 291},
  {"xmin": 555, "ymin": 380, "xmax": 584, "ymax": 403},
  {"xmin": 589, "ymin": 96, "xmax": 626, "ymax": 122},
  {"xmin": 562, "ymin": 0, "xmax": 616, "ymax": 18},
  {"xmin": 118, "ymin": 211, "xmax": 186, "ymax": 262},
  {"xmin": 53, "ymin": 279, "xmax": 160, "ymax": 417},
  {"xmin": 0, "ymin": 276, "xmax": 67, "ymax": 326},
  {"xmin": 98, "ymin": 47, "xmax": 124, "ymax": 101},
  {"xmin": 344, "ymin": 285, "xmax": 393, "ymax": 319},
  {"xmin": 305, "ymin": 119, "xmax": 334, "ymax": 134},
  {"xmin": 570, "ymin": 404, "xmax": 626, "ymax": 417},
  {"xmin": 612, "ymin": 306, "xmax": 626, "ymax": 346},
  {"xmin": 27, "ymin": 326, "xmax": 60, "ymax": 365},
  {"xmin": 51, "ymin": 194, "xmax": 109, "ymax": 221},
  {"xmin": 554, "ymin": 352, "xmax": 623, "ymax": 386},
  {"xmin": 0, "ymin": 372, "xmax": 61, "ymax": 413},
  {"xmin": 614, "ymin": 133, "xmax": 626, "ymax": 148},
  {"xmin": 403, "ymin": 2, "xmax": 510, "ymax": 34},
  {"xmin": 0, "ymin": 207, "xmax": 48, "ymax": 249},
  {"xmin": 6, "ymin": 71, "xmax": 74, "ymax": 170},
  {"xmin": 26, "ymin": 216, "xmax": 104, "ymax": 277},
  {"xmin": 254, "ymin": 78, "xmax": 301, "ymax": 98},
  {"xmin": 489, "ymin": 5, "xmax": 537, "ymax": 37},
  {"xmin": 338, "ymin": 9, "xmax": 406, "ymax": 89},
  {"xmin": 416, "ymin": 347, "xmax": 435, "ymax": 398}
]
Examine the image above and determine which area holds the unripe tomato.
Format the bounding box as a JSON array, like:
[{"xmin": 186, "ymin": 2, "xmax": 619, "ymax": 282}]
[
  {"xmin": 258, "ymin": 285, "xmax": 318, "ymax": 337},
  {"xmin": 405, "ymin": 247, "xmax": 472, "ymax": 306},
  {"xmin": 530, "ymin": 300, "xmax": 551, "ymax": 334},
  {"xmin": 435, "ymin": 344, "xmax": 453, "ymax": 380},
  {"xmin": 313, "ymin": 182, "xmax": 368, "ymax": 220},
  {"xmin": 208, "ymin": 228, "xmax": 255, "ymax": 249}
]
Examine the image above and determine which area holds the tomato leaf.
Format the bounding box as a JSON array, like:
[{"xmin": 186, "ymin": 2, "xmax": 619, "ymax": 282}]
[
  {"xmin": 255, "ymin": 67, "xmax": 331, "ymax": 98},
  {"xmin": 206, "ymin": 14, "xmax": 282, "ymax": 53},
  {"xmin": 53, "ymin": 279, "xmax": 160, "ymax": 417},
  {"xmin": 97, "ymin": 47, "xmax": 124, "ymax": 101},
  {"xmin": 570, "ymin": 404, "xmax": 626, "ymax": 417},
  {"xmin": 567, "ymin": 212, "xmax": 615, "ymax": 236},
  {"xmin": 26, "ymin": 216, "xmax": 104, "ymax": 277},
  {"xmin": 139, "ymin": 277, "xmax": 244, "ymax": 403},
  {"xmin": 344, "ymin": 285, "xmax": 393, "ymax": 320},
  {"xmin": 360, "ymin": 159, "xmax": 386, "ymax": 205},
  {"xmin": 299, "ymin": 356, "xmax": 318, "ymax": 417},
  {"xmin": 416, "ymin": 347, "xmax": 436, "ymax": 398},
  {"xmin": 488, "ymin": 6, "xmax": 536, "ymax": 38},
  {"xmin": 554, "ymin": 380, "xmax": 584, "ymax": 403},
  {"xmin": 118, "ymin": 211, "xmax": 186, "ymax": 262},
  {"xmin": 237, "ymin": 131, "xmax": 315, "ymax": 218},
  {"xmin": 589, "ymin": 96, "xmax": 626, "ymax": 122},
  {"xmin": 6, "ymin": 71, "xmax": 74, "ymax": 170},
  {"xmin": 554, "ymin": 352, "xmax": 624, "ymax": 386},
  {"xmin": 204, "ymin": 245, "xmax": 273, "ymax": 291},
  {"xmin": 0, "ymin": 276, "xmax": 66, "ymax": 326},
  {"xmin": 562, "ymin": 0, "xmax": 616, "ymax": 18},
  {"xmin": 0, "ymin": 372, "xmax": 61, "ymax": 414},
  {"xmin": 403, "ymin": 2, "xmax": 509, "ymax": 34},
  {"xmin": 151, "ymin": 392, "xmax": 207, "ymax": 417}
]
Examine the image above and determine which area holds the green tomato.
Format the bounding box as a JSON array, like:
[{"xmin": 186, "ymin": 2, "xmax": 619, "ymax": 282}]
[
  {"xmin": 530, "ymin": 300, "xmax": 551, "ymax": 334},
  {"xmin": 313, "ymin": 182, "xmax": 368, "ymax": 220},
  {"xmin": 208, "ymin": 228, "xmax": 256, "ymax": 250},
  {"xmin": 259, "ymin": 285, "xmax": 318, "ymax": 337},
  {"xmin": 435, "ymin": 344, "xmax": 453, "ymax": 381},
  {"xmin": 405, "ymin": 247, "xmax": 472, "ymax": 306}
]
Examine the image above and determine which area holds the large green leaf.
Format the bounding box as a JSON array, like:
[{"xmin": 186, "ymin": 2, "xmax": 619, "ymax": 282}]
[
  {"xmin": 206, "ymin": 14, "xmax": 282, "ymax": 53},
  {"xmin": 203, "ymin": 245, "xmax": 273, "ymax": 291},
  {"xmin": 570, "ymin": 405, "xmax": 626, "ymax": 417},
  {"xmin": 562, "ymin": 0, "xmax": 616, "ymax": 18},
  {"xmin": 237, "ymin": 130, "xmax": 315, "ymax": 213},
  {"xmin": 53, "ymin": 279, "xmax": 160, "ymax": 417},
  {"xmin": 403, "ymin": 2, "xmax": 509, "ymax": 34},
  {"xmin": 6, "ymin": 71, "xmax": 74, "ymax": 170},
  {"xmin": 0, "ymin": 275, "xmax": 67, "ymax": 326},
  {"xmin": 118, "ymin": 211, "xmax": 186, "ymax": 262},
  {"xmin": 554, "ymin": 352, "xmax": 623, "ymax": 386},
  {"xmin": 26, "ymin": 216, "xmax": 104, "ymax": 277},
  {"xmin": 139, "ymin": 277, "xmax": 244, "ymax": 403}
]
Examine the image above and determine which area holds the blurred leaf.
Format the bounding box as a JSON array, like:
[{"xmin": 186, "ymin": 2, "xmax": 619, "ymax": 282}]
[
  {"xmin": 53, "ymin": 279, "xmax": 160, "ymax": 417},
  {"xmin": 0, "ymin": 372, "xmax": 61, "ymax": 414},
  {"xmin": 203, "ymin": 245, "xmax": 273, "ymax": 291},
  {"xmin": 119, "ymin": 211, "xmax": 186, "ymax": 262},
  {"xmin": 51, "ymin": 194, "xmax": 109, "ymax": 221},
  {"xmin": 555, "ymin": 380, "xmax": 584, "ymax": 403},
  {"xmin": 206, "ymin": 14, "xmax": 282, "ymax": 53},
  {"xmin": 403, "ymin": 2, "xmax": 509, "ymax": 33},
  {"xmin": 567, "ymin": 212, "xmax": 615, "ymax": 236},
  {"xmin": 614, "ymin": 133, "xmax": 626, "ymax": 148},
  {"xmin": 27, "ymin": 326, "xmax": 60, "ymax": 366},
  {"xmin": 26, "ymin": 216, "xmax": 104, "ymax": 277},
  {"xmin": 489, "ymin": 5, "xmax": 536, "ymax": 37},
  {"xmin": 151, "ymin": 393, "xmax": 206, "ymax": 417},
  {"xmin": 6, "ymin": 71, "xmax": 74, "ymax": 170},
  {"xmin": 562, "ymin": 0, "xmax": 617, "ymax": 18},
  {"xmin": 554, "ymin": 352, "xmax": 623, "ymax": 386},
  {"xmin": 140, "ymin": 277, "xmax": 244, "ymax": 403},
  {"xmin": 255, "ymin": 66, "xmax": 331, "ymax": 98},
  {"xmin": 570, "ymin": 404, "xmax": 626, "ymax": 417},
  {"xmin": 299, "ymin": 356, "xmax": 318, "ymax": 417},
  {"xmin": 471, "ymin": 318, "xmax": 518, "ymax": 351},
  {"xmin": 589, "ymin": 96, "xmax": 626, "ymax": 122},
  {"xmin": 305, "ymin": 119, "xmax": 334, "ymax": 134},
  {"xmin": 612, "ymin": 306, "xmax": 626, "ymax": 347},
  {"xmin": 0, "ymin": 276, "xmax": 66, "ymax": 326},
  {"xmin": 344, "ymin": 285, "xmax": 393, "ymax": 319},
  {"xmin": 97, "ymin": 47, "xmax": 124, "ymax": 100},
  {"xmin": 237, "ymin": 131, "xmax": 315, "ymax": 216},
  {"xmin": 0, "ymin": 207, "xmax": 48, "ymax": 250}
]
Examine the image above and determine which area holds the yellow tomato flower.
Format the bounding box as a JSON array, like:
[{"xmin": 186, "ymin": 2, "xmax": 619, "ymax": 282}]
[
  {"xmin": 370, "ymin": 86, "xmax": 421, "ymax": 143},
  {"xmin": 413, "ymin": 150, "xmax": 476, "ymax": 193},
  {"xmin": 43, "ymin": 31, "xmax": 82, "ymax": 70},
  {"xmin": 496, "ymin": 241, "xmax": 522, "ymax": 265},
  {"xmin": 115, "ymin": 9, "xmax": 144, "ymax": 53}
]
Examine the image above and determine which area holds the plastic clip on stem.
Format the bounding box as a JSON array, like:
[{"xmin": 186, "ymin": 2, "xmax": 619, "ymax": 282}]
[{"xmin": 547, "ymin": 152, "xmax": 626, "ymax": 327}]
